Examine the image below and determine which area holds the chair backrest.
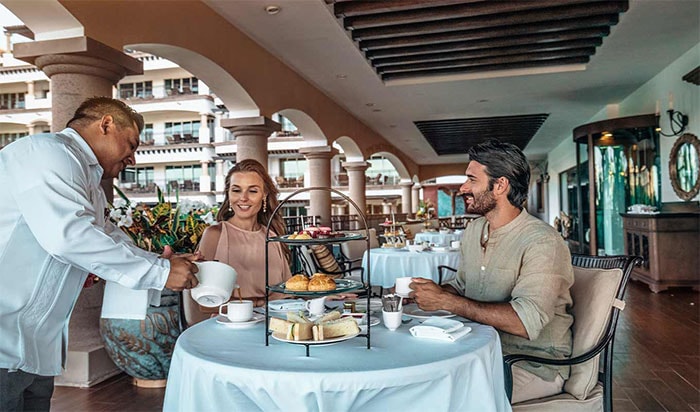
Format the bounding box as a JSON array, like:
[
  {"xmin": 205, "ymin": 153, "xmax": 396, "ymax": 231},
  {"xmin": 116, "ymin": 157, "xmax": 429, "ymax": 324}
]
[
  {"xmin": 564, "ymin": 254, "xmax": 641, "ymax": 400},
  {"xmin": 340, "ymin": 228, "xmax": 378, "ymax": 268}
]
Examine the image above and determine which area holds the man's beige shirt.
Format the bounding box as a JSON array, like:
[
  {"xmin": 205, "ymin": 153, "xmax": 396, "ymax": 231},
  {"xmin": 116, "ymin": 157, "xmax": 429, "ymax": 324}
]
[{"xmin": 447, "ymin": 209, "xmax": 574, "ymax": 381}]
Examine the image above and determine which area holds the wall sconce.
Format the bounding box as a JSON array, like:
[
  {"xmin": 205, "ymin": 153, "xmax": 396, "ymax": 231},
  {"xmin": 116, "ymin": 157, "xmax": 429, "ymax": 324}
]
[
  {"xmin": 656, "ymin": 94, "xmax": 689, "ymax": 137},
  {"xmin": 657, "ymin": 109, "xmax": 689, "ymax": 137}
]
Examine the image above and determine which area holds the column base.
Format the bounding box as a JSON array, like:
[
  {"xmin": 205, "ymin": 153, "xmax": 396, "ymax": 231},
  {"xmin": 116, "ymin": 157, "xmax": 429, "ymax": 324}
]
[
  {"xmin": 133, "ymin": 378, "xmax": 167, "ymax": 388},
  {"xmin": 55, "ymin": 345, "xmax": 121, "ymax": 388}
]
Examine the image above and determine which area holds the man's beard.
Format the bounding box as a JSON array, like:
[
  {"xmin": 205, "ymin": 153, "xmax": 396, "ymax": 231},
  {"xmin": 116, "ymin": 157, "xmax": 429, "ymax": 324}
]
[{"xmin": 465, "ymin": 189, "xmax": 497, "ymax": 215}]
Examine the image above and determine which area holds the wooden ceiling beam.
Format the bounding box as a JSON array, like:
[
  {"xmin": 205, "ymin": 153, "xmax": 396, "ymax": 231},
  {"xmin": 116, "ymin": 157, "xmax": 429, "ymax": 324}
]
[
  {"xmin": 333, "ymin": 0, "xmax": 474, "ymax": 18},
  {"xmin": 382, "ymin": 56, "xmax": 590, "ymax": 81},
  {"xmin": 359, "ymin": 15, "xmax": 616, "ymax": 50},
  {"xmin": 364, "ymin": 25, "xmax": 611, "ymax": 59},
  {"xmin": 344, "ymin": 0, "xmax": 596, "ymax": 29},
  {"xmin": 378, "ymin": 48, "xmax": 596, "ymax": 74},
  {"xmin": 371, "ymin": 38, "xmax": 602, "ymax": 66},
  {"xmin": 351, "ymin": 2, "xmax": 628, "ymax": 40}
]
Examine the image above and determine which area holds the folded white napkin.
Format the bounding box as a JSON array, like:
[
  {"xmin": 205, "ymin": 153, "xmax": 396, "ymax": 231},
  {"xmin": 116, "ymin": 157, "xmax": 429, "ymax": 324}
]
[
  {"xmin": 101, "ymin": 281, "xmax": 161, "ymax": 320},
  {"xmin": 268, "ymin": 299, "xmax": 306, "ymax": 311},
  {"xmin": 409, "ymin": 317, "xmax": 471, "ymax": 342}
]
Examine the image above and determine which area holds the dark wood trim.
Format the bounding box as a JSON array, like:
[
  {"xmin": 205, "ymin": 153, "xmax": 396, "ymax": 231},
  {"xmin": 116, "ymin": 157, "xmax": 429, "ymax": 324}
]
[
  {"xmin": 343, "ymin": 0, "xmax": 595, "ymax": 29},
  {"xmin": 372, "ymin": 39, "xmax": 602, "ymax": 67},
  {"xmin": 573, "ymin": 114, "xmax": 659, "ymax": 143},
  {"xmin": 365, "ymin": 28, "xmax": 608, "ymax": 58},
  {"xmin": 333, "ymin": 0, "xmax": 474, "ymax": 18},
  {"xmin": 351, "ymin": 2, "xmax": 627, "ymax": 40},
  {"xmin": 360, "ymin": 18, "xmax": 614, "ymax": 51},
  {"xmin": 382, "ymin": 56, "xmax": 589, "ymax": 81},
  {"xmin": 587, "ymin": 132, "xmax": 597, "ymax": 255}
]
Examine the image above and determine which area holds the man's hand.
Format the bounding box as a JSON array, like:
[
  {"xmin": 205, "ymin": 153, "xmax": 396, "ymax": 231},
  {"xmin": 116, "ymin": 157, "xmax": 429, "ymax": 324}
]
[
  {"xmin": 409, "ymin": 277, "xmax": 453, "ymax": 311},
  {"xmin": 164, "ymin": 249, "xmax": 200, "ymax": 291}
]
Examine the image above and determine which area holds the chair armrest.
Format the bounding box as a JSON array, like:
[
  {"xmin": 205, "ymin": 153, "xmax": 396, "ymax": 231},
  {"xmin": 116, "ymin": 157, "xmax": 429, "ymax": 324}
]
[
  {"xmin": 503, "ymin": 335, "xmax": 613, "ymax": 401},
  {"xmin": 437, "ymin": 265, "xmax": 457, "ymax": 285}
]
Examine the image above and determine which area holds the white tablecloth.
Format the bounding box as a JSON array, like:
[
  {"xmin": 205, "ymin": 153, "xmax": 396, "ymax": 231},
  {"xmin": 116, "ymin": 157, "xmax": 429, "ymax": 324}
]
[
  {"xmin": 164, "ymin": 318, "xmax": 510, "ymax": 412},
  {"xmin": 414, "ymin": 231, "xmax": 462, "ymax": 246},
  {"xmin": 362, "ymin": 247, "xmax": 461, "ymax": 287}
]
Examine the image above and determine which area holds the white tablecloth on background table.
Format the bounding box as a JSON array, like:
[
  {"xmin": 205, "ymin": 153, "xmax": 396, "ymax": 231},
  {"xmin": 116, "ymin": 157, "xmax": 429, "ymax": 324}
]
[
  {"xmin": 163, "ymin": 318, "xmax": 510, "ymax": 412},
  {"xmin": 414, "ymin": 231, "xmax": 463, "ymax": 246},
  {"xmin": 362, "ymin": 247, "xmax": 461, "ymax": 287}
]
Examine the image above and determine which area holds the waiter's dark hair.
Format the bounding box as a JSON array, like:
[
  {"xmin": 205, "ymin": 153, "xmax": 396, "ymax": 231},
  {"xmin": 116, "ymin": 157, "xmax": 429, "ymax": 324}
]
[
  {"xmin": 66, "ymin": 96, "xmax": 144, "ymax": 133},
  {"xmin": 467, "ymin": 139, "xmax": 530, "ymax": 208}
]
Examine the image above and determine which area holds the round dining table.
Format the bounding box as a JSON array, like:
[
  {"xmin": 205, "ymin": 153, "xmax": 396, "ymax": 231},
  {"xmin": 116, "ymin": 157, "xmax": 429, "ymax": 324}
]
[
  {"xmin": 362, "ymin": 247, "xmax": 461, "ymax": 287},
  {"xmin": 163, "ymin": 317, "xmax": 511, "ymax": 412},
  {"xmin": 414, "ymin": 230, "xmax": 463, "ymax": 246}
]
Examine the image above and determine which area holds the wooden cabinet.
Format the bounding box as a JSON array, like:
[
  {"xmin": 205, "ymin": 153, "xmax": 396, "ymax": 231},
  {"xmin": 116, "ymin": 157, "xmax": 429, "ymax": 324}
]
[{"xmin": 622, "ymin": 213, "xmax": 699, "ymax": 292}]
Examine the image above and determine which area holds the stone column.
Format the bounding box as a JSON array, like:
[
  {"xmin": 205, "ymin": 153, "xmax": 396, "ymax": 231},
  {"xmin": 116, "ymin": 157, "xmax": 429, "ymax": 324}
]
[
  {"xmin": 199, "ymin": 160, "xmax": 211, "ymax": 192},
  {"xmin": 342, "ymin": 161, "xmax": 369, "ymax": 217},
  {"xmin": 215, "ymin": 159, "xmax": 226, "ymax": 192},
  {"xmin": 221, "ymin": 116, "xmax": 280, "ymax": 170},
  {"xmin": 12, "ymin": 36, "xmax": 142, "ymax": 388},
  {"xmin": 299, "ymin": 146, "xmax": 337, "ymax": 226},
  {"xmin": 412, "ymin": 183, "xmax": 422, "ymax": 215},
  {"xmin": 198, "ymin": 113, "xmax": 210, "ymax": 144},
  {"xmin": 400, "ymin": 180, "xmax": 413, "ymax": 214},
  {"xmin": 214, "ymin": 113, "xmax": 225, "ymax": 143},
  {"xmin": 25, "ymin": 80, "xmax": 35, "ymax": 107},
  {"xmin": 382, "ymin": 201, "xmax": 393, "ymax": 215}
]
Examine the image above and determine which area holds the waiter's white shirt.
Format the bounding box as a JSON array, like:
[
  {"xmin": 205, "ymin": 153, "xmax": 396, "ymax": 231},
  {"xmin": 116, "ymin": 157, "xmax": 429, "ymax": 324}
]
[{"xmin": 0, "ymin": 128, "xmax": 169, "ymax": 376}]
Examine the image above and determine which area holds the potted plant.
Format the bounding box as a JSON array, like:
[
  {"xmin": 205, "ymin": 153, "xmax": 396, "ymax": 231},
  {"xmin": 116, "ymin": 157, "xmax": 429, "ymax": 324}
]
[{"xmin": 99, "ymin": 186, "xmax": 216, "ymax": 387}]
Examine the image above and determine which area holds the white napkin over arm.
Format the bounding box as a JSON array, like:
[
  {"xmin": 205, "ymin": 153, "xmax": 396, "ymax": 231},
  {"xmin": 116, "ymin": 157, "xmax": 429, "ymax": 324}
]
[{"xmin": 409, "ymin": 317, "xmax": 472, "ymax": 342}]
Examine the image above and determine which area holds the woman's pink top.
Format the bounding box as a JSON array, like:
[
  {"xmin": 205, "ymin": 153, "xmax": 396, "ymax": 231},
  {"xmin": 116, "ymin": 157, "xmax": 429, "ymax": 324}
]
[{"xmin": 209, "ymin": 221, "xmax": 291, "ymax": 299}]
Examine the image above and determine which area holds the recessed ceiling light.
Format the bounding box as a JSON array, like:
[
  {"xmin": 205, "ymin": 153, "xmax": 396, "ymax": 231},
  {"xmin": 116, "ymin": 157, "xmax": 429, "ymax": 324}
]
[
  {"xmin": 336, "ymin": 74, "xmax": 347, "ymax": 79},
  {"xmin": 372, "ymin": 108, "xmax": 382, "ymax": 112},
  {"xmin": 265, "ymin": 5, "xmax": 281, "ymax": 15},
  {"xmin": 389, "ymin": 124, "xmax": 397, "ymax": 128},
  {"xmin": 365, "ymin": 103, "xmax": 374, "ymax": 107},
  {"xmin": 478, "ymin": 99, "xmax": 489, "ymax": 103}
]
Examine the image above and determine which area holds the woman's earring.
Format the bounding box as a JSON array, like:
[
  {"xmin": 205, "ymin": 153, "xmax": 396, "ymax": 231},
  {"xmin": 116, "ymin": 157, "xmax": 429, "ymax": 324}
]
[
  {"xmin": 228, "ymin": 205, "xmax": 233, "ymax": 213},
  {"xmin": 262, "ymin": 197, "xmax": 267, "ymax": 213}
]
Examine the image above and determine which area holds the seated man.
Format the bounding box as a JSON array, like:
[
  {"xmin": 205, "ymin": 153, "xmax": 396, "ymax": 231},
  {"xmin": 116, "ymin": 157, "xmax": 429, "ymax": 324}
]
[{"xmin": 411, "ymin": 139, "xmax": 573, "ymax": 403}]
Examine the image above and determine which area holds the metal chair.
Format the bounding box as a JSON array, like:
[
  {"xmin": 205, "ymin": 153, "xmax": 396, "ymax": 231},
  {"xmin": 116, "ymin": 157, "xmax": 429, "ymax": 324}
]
[{"xmin": 504, "ymin": 254, "xmax": 642, "ymax": 412}]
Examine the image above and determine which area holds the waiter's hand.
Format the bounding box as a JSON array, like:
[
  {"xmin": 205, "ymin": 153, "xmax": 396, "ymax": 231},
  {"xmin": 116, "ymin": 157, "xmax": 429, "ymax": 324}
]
[
  {"xmin": 409, "ymin": 277, "xmax": 448, "ymax": 311},
  {"xmin": 164, "ymin": 250, "xmax": 200, "ymax": 291}
]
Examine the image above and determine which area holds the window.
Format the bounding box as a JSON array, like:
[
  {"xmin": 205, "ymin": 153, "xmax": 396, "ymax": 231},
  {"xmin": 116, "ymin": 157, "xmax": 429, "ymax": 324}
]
[
  {"xmin": 165, "ymin": 164, "xmax": 202, "ymax": 189},
  {"xmin": 140, "ymin": 123, "xmax": 154, "ymax": 143},
  {"xmin": 0, "ymin": 93, "xmax": 25, "ymax": 110},
  {"xmin": 165, "ymin": 121, "xmax": 201, "ymax": 142},
  {"xmin": 119, "ymin": 166, "xmax": 154, "ymax": 186},
  {"xmin": 0, "ymin": 132, "xmax": 28, "ymax": 147},
  {"xmin": 281, "ymin": 157, "xmax": 307, "ymax": 179},
  {"xmin": 119, "ymin": 81, "xmax": 152, "ymax": 99},
  {"xmin": 164, "ymin": 77, "xmax": 198, "ymax": 94},
  {"xmin": 367, "ymin": 155, "xmax": 399, "ymax": 184}
]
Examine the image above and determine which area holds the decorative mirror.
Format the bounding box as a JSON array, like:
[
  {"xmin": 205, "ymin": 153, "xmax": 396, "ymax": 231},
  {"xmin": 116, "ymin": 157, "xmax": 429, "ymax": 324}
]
[{"xmin": 669, "ymin": 133, "xmax": 700, "ymax": 201}]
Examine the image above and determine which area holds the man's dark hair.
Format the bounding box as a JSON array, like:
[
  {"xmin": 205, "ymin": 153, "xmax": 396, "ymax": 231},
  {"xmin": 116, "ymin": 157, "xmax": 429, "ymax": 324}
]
[
  {"xmin": 467, "ymin": 139, "xmax": 530, "ymax": 208},
  {"xmin": 66, "ymin": 96, "xmax": 144, "ymax": 133}
]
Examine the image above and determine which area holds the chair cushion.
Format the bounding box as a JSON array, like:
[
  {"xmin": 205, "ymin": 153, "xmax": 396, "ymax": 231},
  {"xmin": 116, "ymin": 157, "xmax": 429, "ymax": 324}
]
[
  {"xmin": 311, "ymin": 245, "xmax": 341, "ymax": 274},
  {"xmin": 564, "ymin": 267, "xmax": 623, "ymax": 400},
  {"xmin": 513, "ymin": 383, "xmax": 603, "ymax": 412}
]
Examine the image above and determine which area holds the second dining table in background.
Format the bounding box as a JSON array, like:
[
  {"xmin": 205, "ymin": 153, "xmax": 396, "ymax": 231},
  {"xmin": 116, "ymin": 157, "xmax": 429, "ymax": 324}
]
[
  {"xmin": 362, "ymin": 247, "xmax": 461, "ymax": 288},
  {"xmin": 413, "ymin": 230, "xmax": 463, "ymax": 246}
]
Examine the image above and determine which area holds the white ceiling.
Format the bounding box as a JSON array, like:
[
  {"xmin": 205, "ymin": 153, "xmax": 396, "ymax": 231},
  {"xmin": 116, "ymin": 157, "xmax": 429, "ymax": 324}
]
[{"xmin": 210, "ymin": 1, "xmax": 698, "ymax": 164}]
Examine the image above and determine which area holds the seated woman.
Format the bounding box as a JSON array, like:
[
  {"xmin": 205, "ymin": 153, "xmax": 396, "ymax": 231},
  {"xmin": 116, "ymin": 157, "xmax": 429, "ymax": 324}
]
[{"xmin": 184, "ymin": 159, "xmax": 291, "ymax": 325}]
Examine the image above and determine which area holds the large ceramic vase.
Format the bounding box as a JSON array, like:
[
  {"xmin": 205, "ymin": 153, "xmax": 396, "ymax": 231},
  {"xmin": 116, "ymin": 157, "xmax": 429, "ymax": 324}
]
[{"xmin": 99, "ymin": 289, "xmax": 181, "ymax": 387}]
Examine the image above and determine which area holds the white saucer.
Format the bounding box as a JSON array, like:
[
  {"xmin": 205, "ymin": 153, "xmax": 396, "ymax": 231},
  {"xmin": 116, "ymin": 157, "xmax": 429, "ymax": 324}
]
[{"xmin": 215, "ymin": 313, "xmax": 265, "ymax": 329}]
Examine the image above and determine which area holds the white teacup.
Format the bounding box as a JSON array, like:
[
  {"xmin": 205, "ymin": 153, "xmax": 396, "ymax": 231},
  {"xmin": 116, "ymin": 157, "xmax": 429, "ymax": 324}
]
[
  {"xmin": 219, "ymin": 300, "xmax": 253, "ymax": 322},
  {"xmin": 395, "ymin": 276, "xmax": 413, "ymax": 297},
  {"xmin": 305, "ymin": 297, "xmax": 327, "ymax": 317},
  {"xmin": 451, "ymin": 240, "xmax": 461, "ymax": 249},
  {"xmin": 382, "ymin": 309, "xmax": 403, "ymax": 331},
  {"xmin": 190, "ymin": 261, "xmax": 237, "ymax": 307}
]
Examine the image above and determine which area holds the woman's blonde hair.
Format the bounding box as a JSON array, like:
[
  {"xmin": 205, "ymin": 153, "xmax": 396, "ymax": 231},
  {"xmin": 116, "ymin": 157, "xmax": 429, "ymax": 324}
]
[{"xmin": 216, "ymin": 159, "xmax": 290, "ymax": 260}]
